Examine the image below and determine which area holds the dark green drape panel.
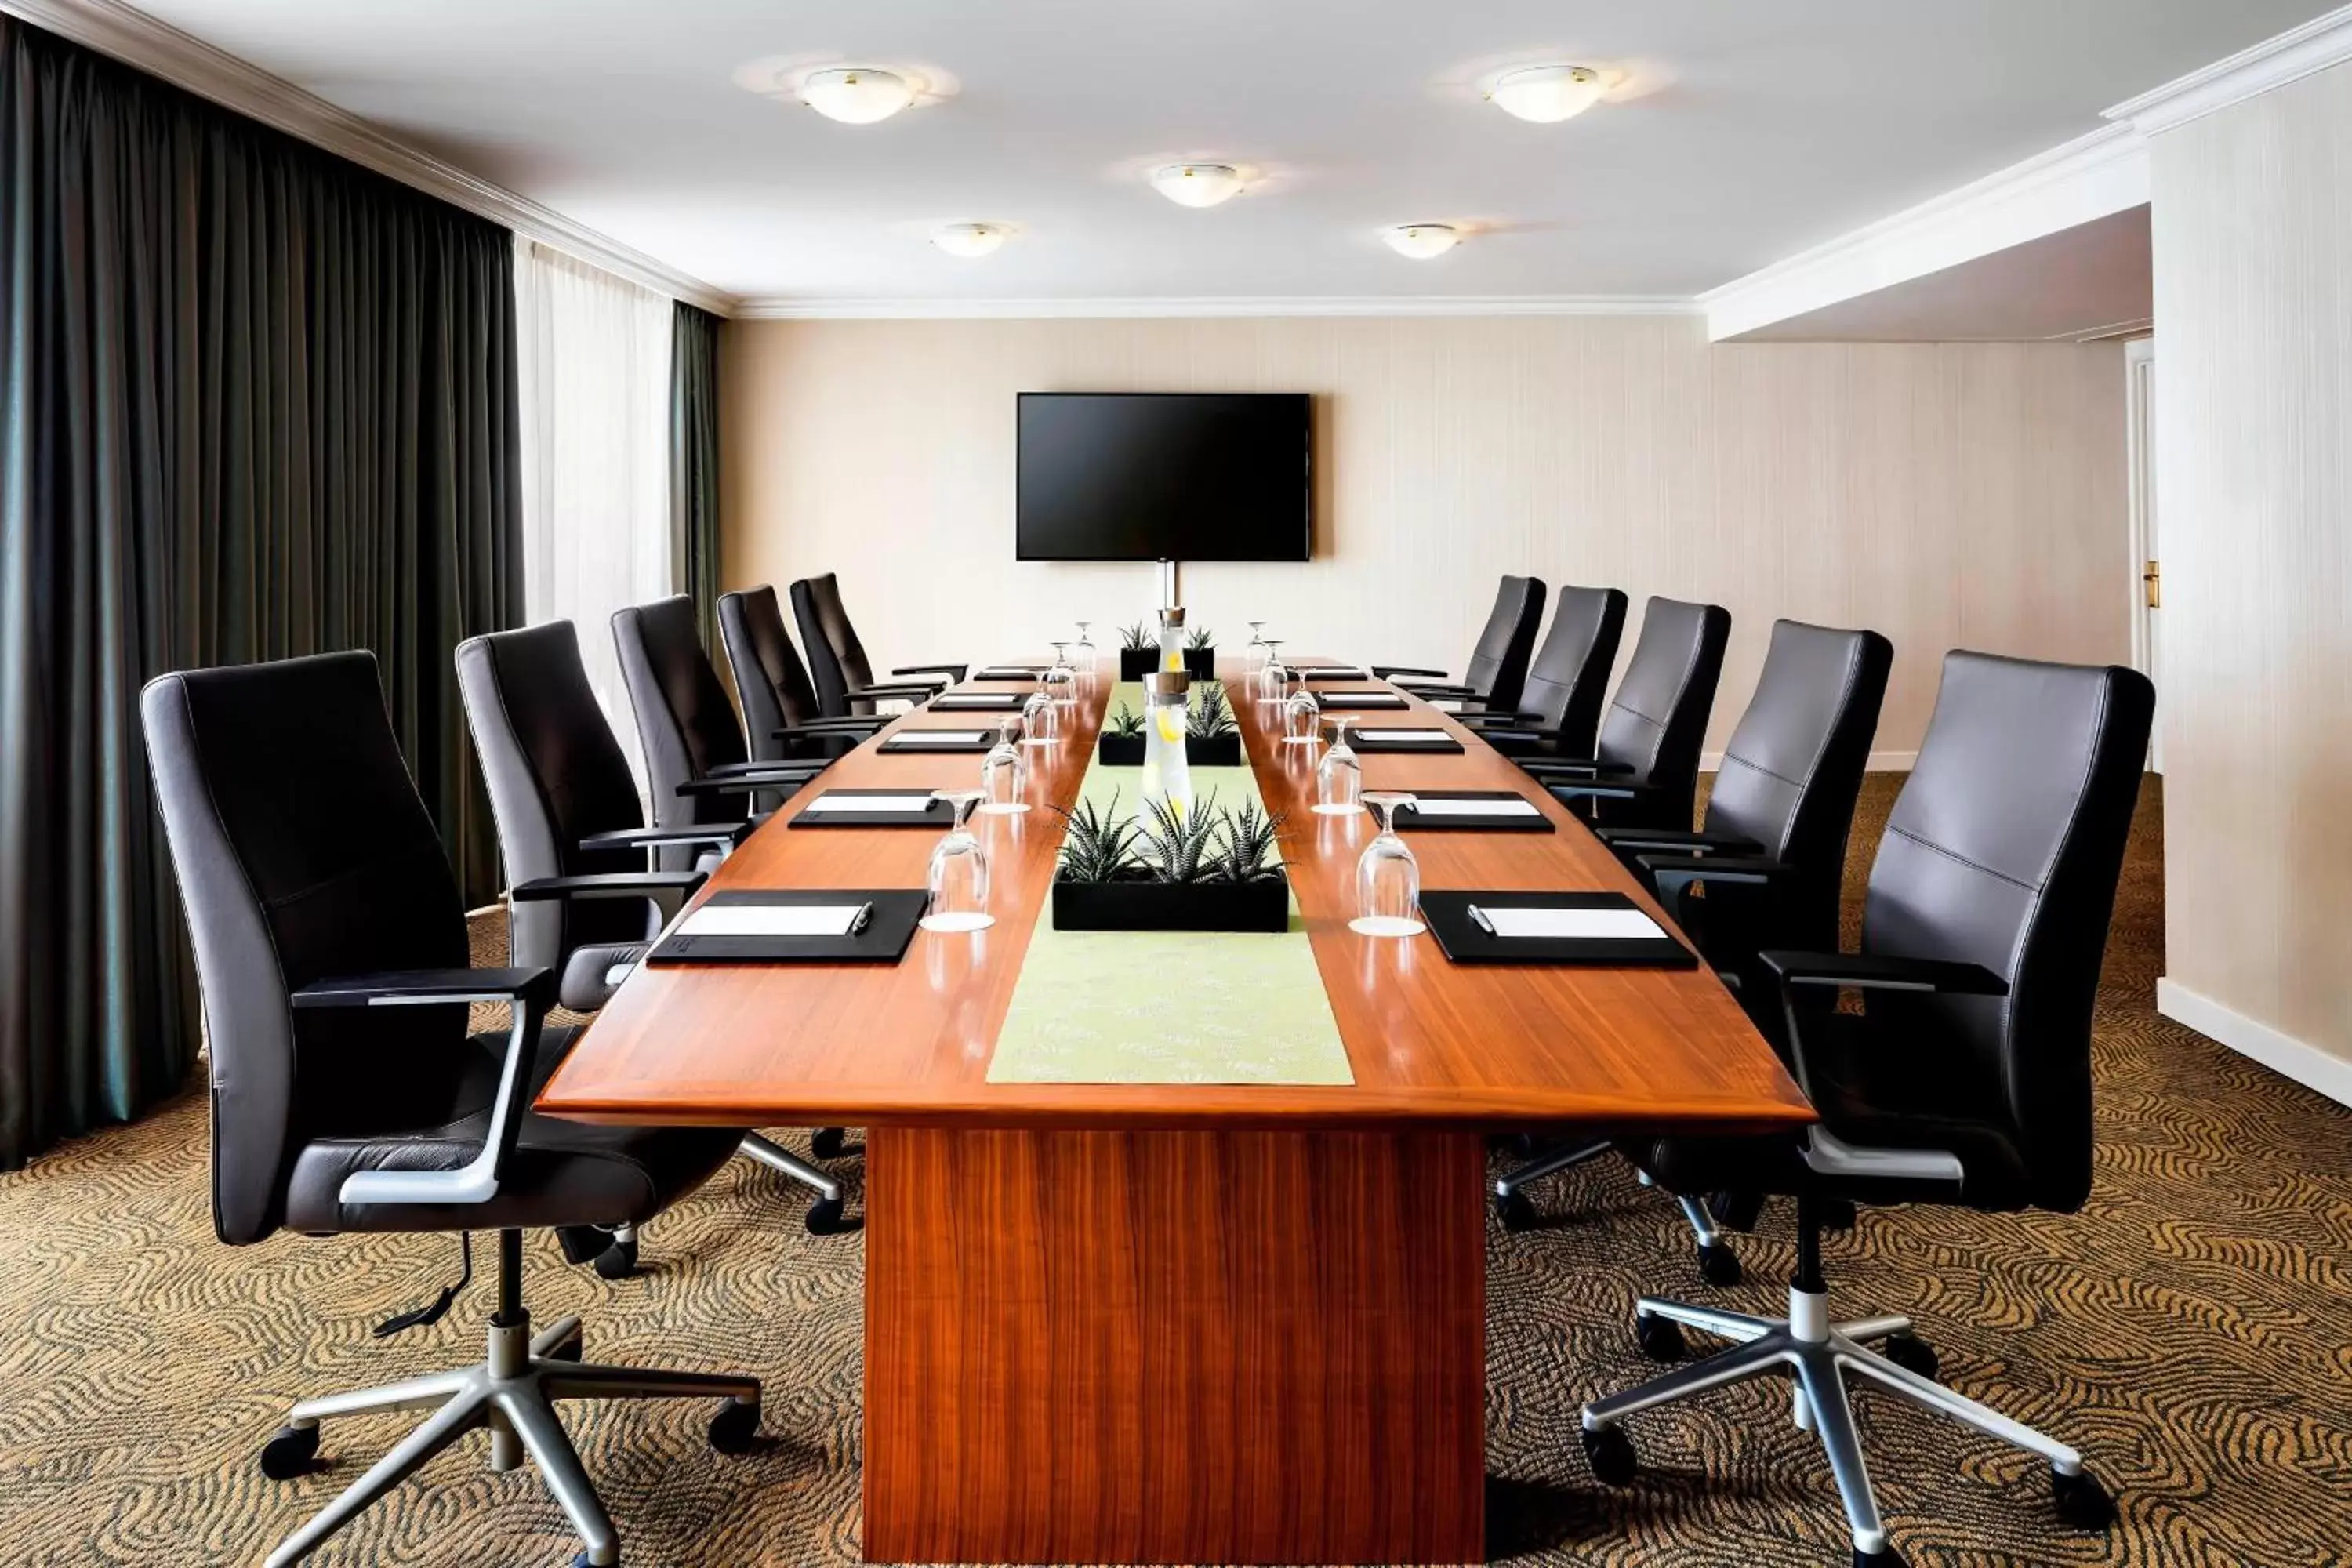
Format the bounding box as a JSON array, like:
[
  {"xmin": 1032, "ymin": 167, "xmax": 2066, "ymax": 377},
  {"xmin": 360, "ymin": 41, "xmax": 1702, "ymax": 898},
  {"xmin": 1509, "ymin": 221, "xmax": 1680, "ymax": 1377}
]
[
  {"xmin": 0, "ymin": 18, "xmax": 521, "ymax": 1168},
  {"xmin": 670, "ymin": 303, "xmax": 721, "ymax": 649}
]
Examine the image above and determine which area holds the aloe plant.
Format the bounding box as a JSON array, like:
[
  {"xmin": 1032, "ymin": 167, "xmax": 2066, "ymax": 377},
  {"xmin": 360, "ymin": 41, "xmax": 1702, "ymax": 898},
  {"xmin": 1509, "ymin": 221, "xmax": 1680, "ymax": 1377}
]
[
  {"xmin": 1187, "ymin": 682, "xmax": 1237, "ymax": 739},
  {"xmin": 1185, "ymin": 625, "xmax": 1214, "ymax": 650},
  {"xmin": 1051, "ymin": 793, "xmax": 1141, "ymax": 884},
  {"xmin": 1138, "ymin": 790, "xmax": 1221, "ymax": 884},
  {"xmin": 1211, "ymin": 800, "xmax": 1285, "ymax": 884},
  {"xmin": 1119, "ymin": 620, "xmax": 1153, "ymax": 651},
  {"xmin": 1108, "ymin": 702, "xmax": 1145, "ymax": 737}
]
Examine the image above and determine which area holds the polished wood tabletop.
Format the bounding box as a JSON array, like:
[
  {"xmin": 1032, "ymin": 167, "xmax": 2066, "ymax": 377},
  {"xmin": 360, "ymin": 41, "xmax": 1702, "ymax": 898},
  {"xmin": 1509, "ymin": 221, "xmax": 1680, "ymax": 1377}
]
[{"xmin": 535, "ymin": 661, "xmax": 1810, "ymax": 1135}]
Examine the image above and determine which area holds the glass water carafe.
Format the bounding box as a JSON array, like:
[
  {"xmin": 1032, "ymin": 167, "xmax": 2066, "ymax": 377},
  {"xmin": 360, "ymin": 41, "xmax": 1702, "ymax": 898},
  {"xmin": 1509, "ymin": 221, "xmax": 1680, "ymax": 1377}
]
[
  {"xmin": 1157, "ymin": 606, "xmax": 1188, "ymax": 673},
  {"xmin": 1140, "ymin": 670, "xmax": 1194, "ymax": 822}
]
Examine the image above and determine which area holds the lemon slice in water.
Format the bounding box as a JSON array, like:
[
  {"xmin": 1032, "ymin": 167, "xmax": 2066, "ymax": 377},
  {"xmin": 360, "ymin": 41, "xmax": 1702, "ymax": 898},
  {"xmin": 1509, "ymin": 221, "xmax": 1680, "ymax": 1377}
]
[{"xmin": 1155, "ymin": 707, "xmax": 1186, "ymax": 743}]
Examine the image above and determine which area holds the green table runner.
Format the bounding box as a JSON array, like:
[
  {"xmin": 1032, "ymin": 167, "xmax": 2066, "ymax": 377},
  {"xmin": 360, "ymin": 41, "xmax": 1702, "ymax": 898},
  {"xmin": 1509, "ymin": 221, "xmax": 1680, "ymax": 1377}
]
[{"xmin": 986, "ymin": 688, "xmax": 1353, "ymax": 1086}]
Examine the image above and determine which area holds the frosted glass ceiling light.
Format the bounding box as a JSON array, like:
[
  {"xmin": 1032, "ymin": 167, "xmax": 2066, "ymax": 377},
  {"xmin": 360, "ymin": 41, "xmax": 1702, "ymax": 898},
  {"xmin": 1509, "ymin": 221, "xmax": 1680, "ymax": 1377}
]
[
  {"xmin": 1384, "ymin": 224, "xmax": 1460, "ymax": 260},
  {"xmin": 932, "ymin": 223, "xmax": 1008, "ymax": 258},
  {"xmin": 1488, "ymin": 64, "xmax": 1604, "ymax": 124},
  {"xmin": 1151, "ymin": 163, "xmax": 1245, "ymax": 208},
  {"xmin": 801, "ymin": 67, "xmax": 915, "ymax": 124}
]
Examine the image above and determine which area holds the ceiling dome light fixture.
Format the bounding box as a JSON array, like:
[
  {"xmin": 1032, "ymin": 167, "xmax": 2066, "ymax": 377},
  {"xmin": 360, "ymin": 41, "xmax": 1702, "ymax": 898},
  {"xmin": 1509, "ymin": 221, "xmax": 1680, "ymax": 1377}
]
[
  {"xmin": 931, "ymin": 223, "xmax": 1008, "ymax": 258},
  {"xmin": 1151, "ymin": 163, "xmax": 1246, "ymax": 209},
  {"xmin": 800, "ymin": 66, "xmax": 916, "ymax": 124},
  {"xmin": 1487, "ymin": 64, "xmax": 1605, "ymax": 124},
  {"xmin": 1384, "ymin": 223, "xmax": 1461, "ymax": 260}
]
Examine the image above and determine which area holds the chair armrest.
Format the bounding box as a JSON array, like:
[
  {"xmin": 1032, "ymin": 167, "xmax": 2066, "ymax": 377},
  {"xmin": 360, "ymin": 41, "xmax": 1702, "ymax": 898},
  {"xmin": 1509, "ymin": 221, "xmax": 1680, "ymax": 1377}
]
[
  {"xmin": 511, "ymin": 871, "xmax": 706, "ymax": 902},
  {"xmin": 791, "ymin": 716, "xmax": 889, "ymax": 732},
  {"xmin": 677, "ymin": 767, "xmax": 822, "ymax": 798},
  {"xmin": 1546, "ymin": 779, "xmax": 1647, "ymax": 805},
  {"xmin": 1370, "ymin": 665, "xmax": 1450, "ymax": 681},
  {"xmin": 775, "ymin": 722, "xmax": 884, "ymax": 742},
  {"xmin": 1638, "ymin": 853, "xmax": 1791, "ymax": 924},
  {"xmin": 292, "ymin": 967, "xmax": 555, "ymax": 1010},
  {"xmin": 892, "ymin": 662, "xmax": 968, "ymax": 681},
  {"xmin": 1519, "ymin": 758, "xmax": 1636, "ymax": 777},
  {"xmin": 1453, "ymin": 710, "xmax": 1547, "ymax": 727},
  {"xmin": 1396, "ymin": 682, "xmax": 1481, "ymax": 698},
  {"xmin": 848, "ymin": 682, "xmax": 944, "ymax": 700},
  {"xmin": 578, "ymin": 824, "xmax": 750, "ymax": 853},
  {"xmin": 295, "ymin": 969, "xmax": 553, "ymax": 1210},
  {"xmin": 1595, "ymin": 827, "xmax": 1766, "ymax": 855},
  {"xmin": 1478, "ymin": 728, "xmax": 1573, "ymax": 746},
  {"xmin": 1759, "ymin": 950, "xmax": 2011, "ymax": 996}
]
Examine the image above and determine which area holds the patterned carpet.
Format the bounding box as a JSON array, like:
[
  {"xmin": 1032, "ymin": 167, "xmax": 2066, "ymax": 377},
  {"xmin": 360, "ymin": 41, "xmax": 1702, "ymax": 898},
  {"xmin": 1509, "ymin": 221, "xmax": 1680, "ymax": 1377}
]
[{"xmin": 3, "ymin": 776, "xmax": 2350, "ymax": 1567}]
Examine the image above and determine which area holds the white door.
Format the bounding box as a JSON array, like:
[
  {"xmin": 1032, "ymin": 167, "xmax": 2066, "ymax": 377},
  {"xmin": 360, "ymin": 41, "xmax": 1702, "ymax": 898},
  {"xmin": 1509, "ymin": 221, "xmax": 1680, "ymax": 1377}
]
[{"xmin": 2125, "ymin": 337, "xmax": 2161, "ymax": 772}]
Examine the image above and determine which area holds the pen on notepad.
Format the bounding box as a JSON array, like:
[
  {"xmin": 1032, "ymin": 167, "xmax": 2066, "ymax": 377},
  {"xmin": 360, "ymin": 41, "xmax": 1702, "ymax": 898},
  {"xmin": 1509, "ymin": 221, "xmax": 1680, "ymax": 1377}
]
[
  {"xmin": 848, "ymin": 901, "xmax": 874, "ymax": 936},
  {"xmin": 1467, "ymin": 903, "xmax": 1497, "ymax": 937}
]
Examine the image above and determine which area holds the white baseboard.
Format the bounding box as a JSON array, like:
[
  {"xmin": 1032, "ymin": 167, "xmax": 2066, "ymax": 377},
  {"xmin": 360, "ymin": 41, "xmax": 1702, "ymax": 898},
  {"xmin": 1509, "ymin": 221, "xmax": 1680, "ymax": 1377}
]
[
  {"xmin": 1700, "ymin": 750, "xmax": 1916, "ymax": 772},
  {"xmin": 2157, "ymin": 977, "xmax": 2352, "ymax": 1109}
]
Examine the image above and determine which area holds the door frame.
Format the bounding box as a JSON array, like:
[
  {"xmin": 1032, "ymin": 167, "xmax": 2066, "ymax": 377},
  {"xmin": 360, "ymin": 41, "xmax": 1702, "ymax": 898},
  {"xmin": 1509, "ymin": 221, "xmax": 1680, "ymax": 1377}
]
[{"xmin": 2124, "ymin": 336, "xmax": 2161, "ymax": 771}]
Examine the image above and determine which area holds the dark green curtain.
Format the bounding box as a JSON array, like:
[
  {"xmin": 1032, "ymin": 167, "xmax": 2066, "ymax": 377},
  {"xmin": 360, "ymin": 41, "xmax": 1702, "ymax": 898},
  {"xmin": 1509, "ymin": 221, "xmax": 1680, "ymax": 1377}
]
[
  {"xmin": 670, "ymin": 303, "xmax": 721, "ymax": 648},
  {"xmin": 0, "ymin": 17, "xmax": 521, "ymax": 1168}
]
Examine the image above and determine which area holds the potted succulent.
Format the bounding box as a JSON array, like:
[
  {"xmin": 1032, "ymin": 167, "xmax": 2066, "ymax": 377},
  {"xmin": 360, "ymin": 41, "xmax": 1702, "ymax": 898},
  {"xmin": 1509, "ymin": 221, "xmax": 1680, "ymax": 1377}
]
[
  {"xmin": 1182, "ymin": 624, "xmax": 1218, "ymax": 681},
  {"xmin": 1050, "ymin": 793, "xmax": 1290, "ymax": 932},
  {"xmin": 1116, "ymin": 620, "xmax": 1160, "ymax": 681},
  {"xmin": 1098, "ymin": 682, "xmax": 1243, "ymax": 765}
]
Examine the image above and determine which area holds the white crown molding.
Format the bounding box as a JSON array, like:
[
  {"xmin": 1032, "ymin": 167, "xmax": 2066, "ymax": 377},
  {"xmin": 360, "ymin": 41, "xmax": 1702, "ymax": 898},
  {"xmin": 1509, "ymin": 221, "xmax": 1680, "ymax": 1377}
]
[
  {"xmin": 2158, "ymin": 978, "xmax": 2352, "ymax": 1109},
  {"xmin": 734, "ymin": 294, "xmax": 1704, "ymax": 321},
  {"xmin": 0, "ymin": 0, "xmax": 737, "ymax": 315},
  {"xmin": 2105, "ymin": 3, "xmax": 2352, "ymax": 136},
  {"xmin": 1700, "ymin": 123, "xmax": 2149, "ymax": 342}
]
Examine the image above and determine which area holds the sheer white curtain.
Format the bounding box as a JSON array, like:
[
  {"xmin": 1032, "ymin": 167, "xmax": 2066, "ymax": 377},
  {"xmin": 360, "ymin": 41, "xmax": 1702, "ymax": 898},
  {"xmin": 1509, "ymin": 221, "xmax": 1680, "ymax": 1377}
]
[{"xmin": 514, "ymin": 240, "xmax": 674, "ymax": 782}]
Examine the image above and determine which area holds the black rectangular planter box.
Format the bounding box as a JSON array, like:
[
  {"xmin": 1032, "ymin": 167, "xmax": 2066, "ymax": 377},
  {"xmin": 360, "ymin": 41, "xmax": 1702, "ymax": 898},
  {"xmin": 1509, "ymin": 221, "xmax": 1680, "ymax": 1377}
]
[
  {"xmin": 1051, "ymin": 876, "xmax": 1289, "ymax": 933},
  {"xmin": 1116, "ymin": 647, "xmax": 1217, "ymax": 681},
  {"xmin": 1096, "ymin": 732, "xmax": 1243, "ymax": 767}
]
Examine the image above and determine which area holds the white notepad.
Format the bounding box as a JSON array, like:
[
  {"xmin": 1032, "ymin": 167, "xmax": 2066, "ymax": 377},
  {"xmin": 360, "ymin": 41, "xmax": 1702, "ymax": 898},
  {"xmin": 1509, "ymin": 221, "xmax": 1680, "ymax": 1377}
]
[
  {"xmin": 1359, "ymin": 728, "xmax": 1450, "ymax": 742},
  {"xmin": 681, "ymin": 905, "xmax": 864, "ymax": 938},
  {"xmin": 804, "ymin": 794, "xmax": 937, "ymax": 814},
  {"xmin": 891, "ymin": 731, "xmax": 989, "ymax": 745},
  {"xmin": 1481, "ymin": 906, "xmax": 1666, "ymax": 942},
  {"xmin": 1411, "ymin": 797, "xmax": 1541, "ymax": 818},
  {"xmin": 976, "ymin": 667, "xmax": 1042, "ymax": 679},
  {"xmin": 1308, "ymin": 665, "xmax": 1370, "ymax": 677},
  {"xmin": 935, "ymin": 695, "xmax": 1011, "ymax": 706}
]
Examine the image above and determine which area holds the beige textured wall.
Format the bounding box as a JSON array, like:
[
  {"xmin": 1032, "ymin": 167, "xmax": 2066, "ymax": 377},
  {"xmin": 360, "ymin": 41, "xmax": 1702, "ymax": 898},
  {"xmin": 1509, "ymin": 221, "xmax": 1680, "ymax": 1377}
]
[
  {"xmin": 720, "ymin": 314, "xmax": 2128, "ymax": 757},
  {"xmin": 2150, "ymin": 60, "xmax": 2352, "ymax": 1091}
]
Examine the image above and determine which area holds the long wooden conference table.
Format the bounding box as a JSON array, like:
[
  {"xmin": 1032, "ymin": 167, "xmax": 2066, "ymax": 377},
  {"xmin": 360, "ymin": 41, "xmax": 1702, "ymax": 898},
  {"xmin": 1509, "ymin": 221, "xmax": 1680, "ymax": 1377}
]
[{"xmin": 537, "ymin": 659, "xmax": 1811, "ymax": 1566}]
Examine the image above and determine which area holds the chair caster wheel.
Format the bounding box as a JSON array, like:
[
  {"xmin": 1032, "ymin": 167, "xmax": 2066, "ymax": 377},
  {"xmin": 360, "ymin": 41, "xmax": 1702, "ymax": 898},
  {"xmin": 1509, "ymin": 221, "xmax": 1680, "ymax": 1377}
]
[
  {"xmin": 1881, "ymin": 1332, "xmax": 1937, "ymax": 1381},
  {"xmin": 804, "ymin": 1196, "xmax": 848, "ymax": 1236},
  {"xmin": 811, "ymin": 1127, "xmax": 847, "ymax": 1160},
  {"xmin": 708, "ymin": 1399, "xmax": 761, "ymax": 1455},
  {"xmin": 260, "ymin": 1423, "xmax": 321, "ymax": 1480},
  {"xmin": 1494, "ymin": 1191, "xmax": 1538, "ymax": 1232},
  {"xmin": 592, "ymin": 1236, "xmax": 640, "ymax": 1279},
  {"xmin": 2052, "ymin": 1466, "xmax": 2116, "ymax": 1530},
  {"xmin": 1818, "ymin": 1197, "xmax": 1857, "ymax": 1232},
  {"xmin": 1853, "ymin": 1548, "xmax": 1907, "ymax": 1567},
  {"xmin": 1635, "ymin": 1312, "xmax": 1686, "ymax": 1363},
  {"xmin": 1581, "ymin": 1425, "xmax": 1637, "ymax": 1486},
  {"xmin": 1697, "ymin": 1242, "xmax": 1742, "ymax": 1287},
  {"xmin": 1707, "ymin": 1189, "xmax": 1764, "ymax": 1232}
]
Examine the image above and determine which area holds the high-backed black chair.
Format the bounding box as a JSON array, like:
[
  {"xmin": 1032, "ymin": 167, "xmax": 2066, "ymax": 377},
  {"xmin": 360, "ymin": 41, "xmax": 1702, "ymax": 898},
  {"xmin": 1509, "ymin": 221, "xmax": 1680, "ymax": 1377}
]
[
  {"xmin": 789, "ymin": 571, "xmax": 967, "ymax": 718},
  {"xmin": 718, "ymin": 585, "xmax": 888, "ymax": 763},
  {"xmin": 1577, "ymin": 652, "xmax": 2151, "ymax": 1567},
  {"xmin": 1454, "ymin": 583, "xmax": 1628, "ymax": 758},
  {"xmin": 612, "ymin": 594, "xmax": 829, "ymax": 851},
  {"xmin": 1373, "ymin": 573, "xmax": 1546, "ymax": 716},
  {"xmin": 459, "ymin": 620, "xmax": 853, "ymax": 1242},
  {"xmin": 141, "ymin": 651, "xmax": 764, "ymax": 1568},
  {"xmin": 1513, "ymin": 596, "xmax": 1730, "ymax": 833},
  {"xmin": 1493, "ymin": 620, "xmax": 1893, "ymax": 1276}
]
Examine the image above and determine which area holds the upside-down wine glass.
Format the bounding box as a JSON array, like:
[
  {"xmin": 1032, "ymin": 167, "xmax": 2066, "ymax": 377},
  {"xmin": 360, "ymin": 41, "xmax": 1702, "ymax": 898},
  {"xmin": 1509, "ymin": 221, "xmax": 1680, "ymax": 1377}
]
[
  {"xmin": 1073, "ymin": 621, "xmax": 1098, "ymax": 683},
  {"xmin": 1021, "ymin": 688, "xmax": 1060, "ymax": 747},
  {"xmin": 1315, "ymin": 715, "xmax": 1363, "ymax": 815},
  {"xmin": 1283, "ymin": 683, "xmax": 1322, "ymax": 746},
  {"xmin": 978, "ymin": 717, "xmax": 1030, "ymax": 814},
  {"xmin": 920, "ymin": 790, "xmax": 994, "ymax": 933},
  {"xmin": 1046, "ymin": 641, "xmax": 1078, "ymax": 706},
  {"xmin": 1257, "ymin": 641, "xmax": 1290, "ymax": 708},
  {"xmin": 1351, "ymin": 792, "xmax": 1425, "ymax": 938}
]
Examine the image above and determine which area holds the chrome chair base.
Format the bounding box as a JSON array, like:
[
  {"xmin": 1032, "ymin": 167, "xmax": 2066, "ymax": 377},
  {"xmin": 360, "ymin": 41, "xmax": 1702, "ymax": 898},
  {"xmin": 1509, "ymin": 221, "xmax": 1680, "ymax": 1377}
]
[
  {"xmin": 1494, "ymin": 1140, "xmax": 1740, "ymax": 1282},
  {"xmin": 1582, "ymin": 1284, "xmax": 2101, "ymax": 1562},
  {"xmin": 263, "ymin": 1312, "xmax": 759, "ymax": 1568}
]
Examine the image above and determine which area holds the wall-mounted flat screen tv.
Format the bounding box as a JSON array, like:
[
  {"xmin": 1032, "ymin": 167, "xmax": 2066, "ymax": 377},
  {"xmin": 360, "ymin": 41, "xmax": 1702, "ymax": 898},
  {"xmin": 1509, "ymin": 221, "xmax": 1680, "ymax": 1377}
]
[{"xmin": 1016, "ymin": 392, "xmax": 1312, "ymax": 561}]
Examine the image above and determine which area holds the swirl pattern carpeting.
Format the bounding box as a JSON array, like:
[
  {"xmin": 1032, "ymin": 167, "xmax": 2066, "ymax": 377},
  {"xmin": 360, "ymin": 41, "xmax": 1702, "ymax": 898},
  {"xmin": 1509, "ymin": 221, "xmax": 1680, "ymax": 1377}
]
[{"xmin": 2, "ymin": 776, "xmax": 2348, "ymax": 1566}]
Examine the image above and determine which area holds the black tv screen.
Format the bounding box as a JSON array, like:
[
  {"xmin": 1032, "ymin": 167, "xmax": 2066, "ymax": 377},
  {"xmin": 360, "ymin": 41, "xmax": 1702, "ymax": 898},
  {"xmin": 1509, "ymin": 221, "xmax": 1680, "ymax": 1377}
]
[{"xmin": 1016, "ymin": 393, "xmax": 1311, "ymax": 561}]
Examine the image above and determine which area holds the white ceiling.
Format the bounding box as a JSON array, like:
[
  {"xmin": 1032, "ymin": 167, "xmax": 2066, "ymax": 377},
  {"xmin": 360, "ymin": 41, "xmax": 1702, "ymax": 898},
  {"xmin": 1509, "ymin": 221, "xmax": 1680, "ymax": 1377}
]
[
  {"xmin": 123, "ymin": 0, "xmax": 2336, "ymax": 306},
  {"xmin": 1734, "ymin": 205, "xmax": 2153, "ymax": 342}
]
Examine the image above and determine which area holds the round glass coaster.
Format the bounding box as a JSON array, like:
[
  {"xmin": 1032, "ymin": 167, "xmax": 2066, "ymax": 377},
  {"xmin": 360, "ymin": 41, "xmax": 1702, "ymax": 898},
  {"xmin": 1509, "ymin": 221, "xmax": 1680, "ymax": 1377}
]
[
  {"xmin": 1348, "ymin": 915, "xmax": 1427, "ymax": 938},
  {"xmin": 919, "ymin": 912, "xmax": 996, "ymax": 934}
]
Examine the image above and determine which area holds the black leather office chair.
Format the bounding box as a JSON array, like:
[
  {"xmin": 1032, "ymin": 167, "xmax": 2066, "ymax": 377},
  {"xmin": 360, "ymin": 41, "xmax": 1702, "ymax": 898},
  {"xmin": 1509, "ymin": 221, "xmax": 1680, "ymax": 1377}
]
[
  {"xmin": 612, "ymin": 594, "xmax": 829, "ymax": 851},
  {"xmin": 1493, "ymin": 620, "xmax": 1893, "ymax": 1276},
  {"xmin": 718, "ymin": 584, "xmax": 888, "ymax": 763},
  {"xmin": 1512, "ymin": 596, "xmax": 1730, "ymax": 833},
  {"xmin": 141, "ymin": 651, "xmax": 763, "ymax": 1568},
  {"xmin": 1373, "ymin": 573, "xmax": 1545, "ymax": 717},
  {"xmin": 460, "ymin": 619, "xmax": 854, "ymax": 1242},
  {"xmin": 789, "ymin": 571, "xmax": 967, "ymax": 718},
  {"xmin": 1577, "ymin": 652, "xmax": 2151, "ymax": 1568},
  {"xmin": 1454, "ymin": 584, "xmax": 1628, "ymax": 758}
]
